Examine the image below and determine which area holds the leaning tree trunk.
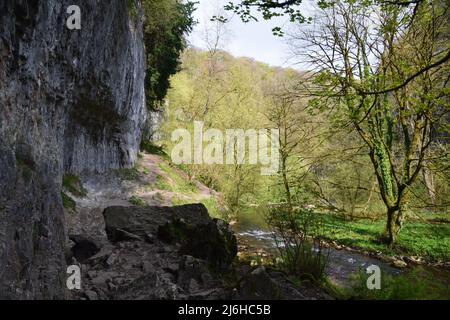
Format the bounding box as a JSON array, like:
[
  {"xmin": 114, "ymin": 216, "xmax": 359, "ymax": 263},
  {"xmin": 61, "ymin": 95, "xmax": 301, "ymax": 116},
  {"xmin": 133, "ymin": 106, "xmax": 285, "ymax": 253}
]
[
  {"xmin": 385, "ymin": 207, "xmax": 397, "ymax": 245},
  {"xmin": 422, "ymin": 166, "xmax": 437, "ymax": 210},
  {"xmin": 384, "ymin": 190, "xmax": 410, "ymax": 245},
  {"xmin": 395, "ymin": 192, "xmax": 410, "ymax": 236},
  {"xmin": 281, "ymin": 158, "xmax": 292, "ymax": 212}
]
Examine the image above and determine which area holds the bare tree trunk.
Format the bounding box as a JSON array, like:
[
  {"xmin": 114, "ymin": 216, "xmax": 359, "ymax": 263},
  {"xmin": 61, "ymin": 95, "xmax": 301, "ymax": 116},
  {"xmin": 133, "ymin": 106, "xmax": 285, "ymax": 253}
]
[
  {"xmin": 281, "ymin": 157, "xmax": 292, "ymax": 211},
  {"xmin": 422, "ymin": 166, "xmax": 436, "ymax": 210}
]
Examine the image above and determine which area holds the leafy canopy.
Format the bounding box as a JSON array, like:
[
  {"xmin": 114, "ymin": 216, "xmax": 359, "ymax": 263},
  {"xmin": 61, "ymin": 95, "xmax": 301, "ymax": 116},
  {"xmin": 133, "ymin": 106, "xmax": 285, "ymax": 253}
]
[{"xmin": 141, "ymin": 0, "xmax": 197, "ymax": 110}]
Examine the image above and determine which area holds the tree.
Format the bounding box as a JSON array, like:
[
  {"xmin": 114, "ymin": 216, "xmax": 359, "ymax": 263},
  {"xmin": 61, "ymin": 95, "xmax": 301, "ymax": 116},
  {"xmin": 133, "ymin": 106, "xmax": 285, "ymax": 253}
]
[
  {"xmin": 141, "ymin": 0, "xmax": 196, "ymax": 111},
  {"xmin": 224, "ymin": 0, "xmax": 450, "ymax": 67},
  {"xmin": 289, "ymin": 0, "xmax": 449, "ymax": 244},
  {"xmin": 265, "ymin": 91, "xmax": 319, "ymax": 210},
  {"xmin": 161, "ymin": 49, "xmax": 272, "ymax": 217}
]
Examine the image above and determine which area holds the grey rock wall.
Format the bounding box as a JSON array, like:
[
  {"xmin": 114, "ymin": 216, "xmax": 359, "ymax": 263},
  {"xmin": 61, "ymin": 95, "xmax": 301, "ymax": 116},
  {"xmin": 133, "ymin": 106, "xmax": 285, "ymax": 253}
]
[{"xmin": 0, "ymin": 0, "xmax": 146, "ymax": 299}]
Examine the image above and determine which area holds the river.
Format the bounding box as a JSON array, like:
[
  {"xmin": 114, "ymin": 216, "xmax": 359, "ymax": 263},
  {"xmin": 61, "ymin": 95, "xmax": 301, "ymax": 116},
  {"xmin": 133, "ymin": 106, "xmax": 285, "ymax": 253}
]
[{"xmin": 232, "ymin": 207, "xmax": 402, "ymax": 287}]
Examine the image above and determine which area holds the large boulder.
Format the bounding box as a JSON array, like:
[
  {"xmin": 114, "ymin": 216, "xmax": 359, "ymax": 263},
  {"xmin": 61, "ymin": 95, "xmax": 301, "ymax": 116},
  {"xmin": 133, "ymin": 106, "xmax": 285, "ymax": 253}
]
[{"xmin": 103, "ymin": 204, "xmax": 237, "ymax": 269}]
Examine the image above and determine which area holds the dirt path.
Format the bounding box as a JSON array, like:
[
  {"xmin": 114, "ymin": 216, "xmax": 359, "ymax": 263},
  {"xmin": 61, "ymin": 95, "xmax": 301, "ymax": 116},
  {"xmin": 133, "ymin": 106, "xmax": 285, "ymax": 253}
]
[{"xmin": 65, "ymin": 153, "xmax": 220, "ymax": 245}]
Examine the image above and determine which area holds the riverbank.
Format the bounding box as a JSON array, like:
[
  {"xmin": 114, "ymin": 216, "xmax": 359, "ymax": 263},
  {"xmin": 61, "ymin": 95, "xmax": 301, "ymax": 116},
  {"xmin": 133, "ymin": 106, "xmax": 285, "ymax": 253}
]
[
  {"xmin": 233, "ymin": 207, "xmax": 450, "ymax": 299},
  {"xmin": 234, "ymin": 206, "xmax": 450, "ymax": 266},
  {"xmin": 319, "ymin": 213, "xmax": 450, "ymax": 264},
  {"xmin": 64, "ymin": 151, "xmax": 449, "ymax": 300},
  {"xmin": 63, "ymin": 152, "xmax": 333, "ymax": 300}
]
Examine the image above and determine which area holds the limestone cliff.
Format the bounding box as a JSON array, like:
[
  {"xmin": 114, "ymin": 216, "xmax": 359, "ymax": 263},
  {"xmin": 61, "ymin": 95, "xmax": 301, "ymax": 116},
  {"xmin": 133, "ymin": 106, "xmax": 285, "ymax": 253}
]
[{"xmin": 0, "ymin": 0, "xmax": 146, "ymax": 298}]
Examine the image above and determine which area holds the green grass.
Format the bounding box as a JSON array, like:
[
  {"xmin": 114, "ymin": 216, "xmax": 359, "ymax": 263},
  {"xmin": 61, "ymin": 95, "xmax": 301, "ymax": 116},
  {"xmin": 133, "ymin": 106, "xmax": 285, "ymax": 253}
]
[
  {"xmin": 129, "ymin": 195, "xmax": 146, "ymax": 206},
  {"xmin": 117, "ymin": 166, "xmax": 141, "ymax": 181},
  {"xmin": 319, "ymin": 213, "xmax": 450, "ymax": 261},
  {"xmin": 155, "ymin": 162, "xmax": 198, "ymax": 194},
  {"xmin": 199, "ymin": 197, "xmax": 222, "ymax": 219},
  {"xmin": 412, "ymin": 211, "xmax": 450, "ymax": 224},
  {"xmin": 343, "ymin": 266, "xmax": 450, "ymax": 300},
  {"xmin": 155, "ymin": 174, "xmax": 172, "ymax": 191},
  {"xmin": 171, "ymin": 196, "xmax": 222, "ymax": 219},
  {"xmin": 62, "ymin": 174, "xmax": 87, "ymax": 197}
]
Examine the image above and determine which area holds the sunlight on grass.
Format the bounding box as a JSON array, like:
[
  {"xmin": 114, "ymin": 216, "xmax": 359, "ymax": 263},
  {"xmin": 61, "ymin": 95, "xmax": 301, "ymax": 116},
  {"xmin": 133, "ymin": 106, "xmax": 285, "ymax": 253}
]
[
  {"xmin": 155, "ymin": 162, "xmax": 198, "ymax": 194},
  {"xmin": 320, "ymin": 214, "xmax": 450, "ymax": 261},
  {"xmin": 344, "ymin": 266, "xmax": 450, "ymax": 300}
]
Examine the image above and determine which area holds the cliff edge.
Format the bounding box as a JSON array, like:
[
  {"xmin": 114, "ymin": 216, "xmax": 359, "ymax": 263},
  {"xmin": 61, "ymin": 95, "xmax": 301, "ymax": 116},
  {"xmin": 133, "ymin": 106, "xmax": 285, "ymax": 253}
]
[{"xmin": 0, "ymin": 0, "xmax": 146, "ymax": 298}]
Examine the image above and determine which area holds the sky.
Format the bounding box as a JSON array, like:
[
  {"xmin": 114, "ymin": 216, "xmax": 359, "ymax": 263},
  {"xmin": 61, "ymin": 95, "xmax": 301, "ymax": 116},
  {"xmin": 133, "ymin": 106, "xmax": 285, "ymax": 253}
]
[{"xmin": 187, "ymin": 0, "xmax": 305, "ymax": 69}]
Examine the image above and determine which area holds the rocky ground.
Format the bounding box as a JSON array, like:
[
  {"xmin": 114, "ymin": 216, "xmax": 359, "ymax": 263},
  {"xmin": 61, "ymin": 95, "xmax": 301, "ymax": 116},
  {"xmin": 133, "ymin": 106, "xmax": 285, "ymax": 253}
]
[{"xmin": 64, "ymin": 153, "xmax": 332, "ymax": 300}]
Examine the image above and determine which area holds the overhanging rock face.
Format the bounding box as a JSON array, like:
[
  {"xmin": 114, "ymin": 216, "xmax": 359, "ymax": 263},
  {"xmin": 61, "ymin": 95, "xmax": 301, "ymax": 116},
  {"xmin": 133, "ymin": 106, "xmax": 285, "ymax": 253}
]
[{"xmin": 0, "ymin": 0, "xmax": 146, "ymax": 299}]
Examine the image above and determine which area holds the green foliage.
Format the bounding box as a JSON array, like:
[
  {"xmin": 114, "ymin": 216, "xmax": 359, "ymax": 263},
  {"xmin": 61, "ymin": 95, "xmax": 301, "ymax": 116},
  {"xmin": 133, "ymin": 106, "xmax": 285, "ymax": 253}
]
[
  {"xmin": 154, "ymin": 174, "xmax": 172, "ymax": 191},
  {"xmin": 140, "ymin": 139, "xmax": 168, "ymax": 157},
  {"xmin": 157, "ymin": 161, "xmax": 198, "ymax": 193},
  {"xmin": 221, "ymin": 0, "xmax": 347, "ymax": 36},
  {"xmin": 129, "ymin": 195, "xmax": 146, "ymax": 206},
  {"xmin": 347, "ymin": 266, "xmax": 450, "ymax": 300},
  {"xmin": 319, "ymin": 214, "xmax": 450, "ymax": 261},
  {"xmin": 142, "ymin": 0, "xmax": 196, "ymax": 110},
  {"xmin": 62, "ymin": 174, "xmax": 87, "ymax": 197},
  {"xmin": 161, "ymin": 48, "xmax": 299, "ymax": 213},
  {"xmin": 127, "ymin": 0, "xmax": 137, "ymax": 21},
  {"xmin": 61, "ymin": 192, "xmax": 76, "ymax": 211},
  {"xmin": 164, "ymin": 0, "xmax": 449, "ymax": 258},
  {"xmin": 199, "ymin": 197, "xmax": 222, "ymax": 220},
  {"xmin": 293, "ymin": 0, "xmax": 450, "ymax": 244},
  {"xmin": 225, "ymin": 0, "xmax": 306, "ymax": 21},
  {"xmin": 266, "ymin": 207, "xmax": 329, "ymax": 282},
  {"xmin": 172, "ymin": 196, "xmax": 222, "ymax": 219},
  {"xmin": 117, "ymin": 166, "xmax": 141, "ymax": 181},
  {"xmin": 142, "ymin": 166, "xmax": 150, "ymax": 175}
]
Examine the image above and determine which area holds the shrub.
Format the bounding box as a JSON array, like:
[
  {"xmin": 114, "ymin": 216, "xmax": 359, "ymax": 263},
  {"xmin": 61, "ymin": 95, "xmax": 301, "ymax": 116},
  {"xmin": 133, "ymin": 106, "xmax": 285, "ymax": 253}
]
[
  {"xmin": 266, "ymin": 206, "xmax": 329, "ymax": 282},
  {"xmin": 140, "ymin": 140, "xmax": 168, "ymax": 157},
  {"xmin": 61, "ymin": 192, "xmax": 76, "ymax": 211},
  {"xmin": 62, "ymin": 174, "xmax": 87, "ymax": 197},
  {"xmin": 129, "ymin": 195, "xmax": 146, "ymax": 206},
  {"xmin": 117, "ymin": 166, "xmax": 141, "ymax": 181}
]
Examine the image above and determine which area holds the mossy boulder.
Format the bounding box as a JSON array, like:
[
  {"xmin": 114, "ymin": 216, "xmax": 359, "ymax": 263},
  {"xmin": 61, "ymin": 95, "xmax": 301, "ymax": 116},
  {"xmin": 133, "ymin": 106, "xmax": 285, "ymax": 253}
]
[{"xmin": 103, "ymin": 204, "xmax": 237, "ymax": 269}]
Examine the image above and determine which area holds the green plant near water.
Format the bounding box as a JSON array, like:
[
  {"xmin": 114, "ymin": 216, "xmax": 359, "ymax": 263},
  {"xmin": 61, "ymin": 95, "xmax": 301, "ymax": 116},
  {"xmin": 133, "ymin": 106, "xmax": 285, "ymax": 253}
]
[{"xmin": 266, "ymin": 206, "xmax": 329, "ymax": 282}]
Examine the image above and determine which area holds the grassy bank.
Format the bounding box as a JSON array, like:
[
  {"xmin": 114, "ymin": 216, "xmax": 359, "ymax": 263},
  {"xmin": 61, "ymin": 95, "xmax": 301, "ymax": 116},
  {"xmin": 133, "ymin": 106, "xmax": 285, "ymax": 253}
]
[
  {"xmin": 319, "ymin": 213, "xmax": 450, "ymax": 262},
  {"xmin": 329, "ymin": 266, "xmax": 450, "ymax": 300}
]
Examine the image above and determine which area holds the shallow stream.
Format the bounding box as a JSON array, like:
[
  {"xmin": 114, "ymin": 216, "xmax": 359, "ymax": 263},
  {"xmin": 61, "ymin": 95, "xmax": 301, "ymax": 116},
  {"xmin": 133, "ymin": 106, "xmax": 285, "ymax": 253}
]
[{"xmin": 233, "ymin": 208, "xmax": 402, "ymax": 287}]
